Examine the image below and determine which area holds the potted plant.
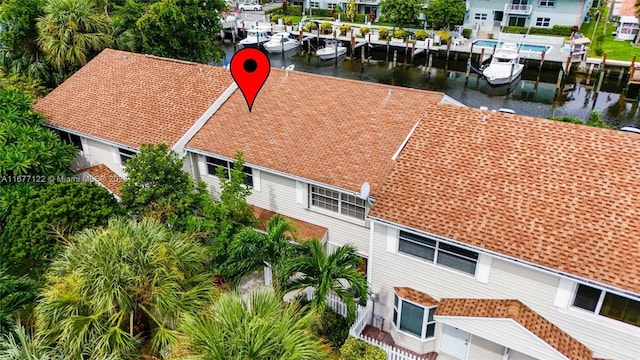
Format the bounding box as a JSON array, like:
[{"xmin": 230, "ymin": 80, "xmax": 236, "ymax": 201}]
[{"xmin": 378, "ymin": 27, "xmax": 389, "ymax": 40}]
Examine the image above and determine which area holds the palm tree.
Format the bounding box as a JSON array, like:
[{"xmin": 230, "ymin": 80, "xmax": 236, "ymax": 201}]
[
  {"xmin": 37, "ymin": 0, "xmax": 112, "ymax": 71},
  {"xmin": 180, "ymin": 290, "xmax": 329, "ymax": 360},
  {"xmin": 0, "ymin": 323, "xmax": 59, "ymax": 360},
  {"xmin": 35, "ymin": 217, "xmax": 215, "ymax": 359},
  {"xmin": 0, "ymin": 268, "xmax": 38, "ymax": 338},
  {"xmin": 218, "ymin": 214, "xmax": 297, "ymax": 288},
  {"xmin": 281, "ymin": 239, "xmax": 368, "ymax": 323}
]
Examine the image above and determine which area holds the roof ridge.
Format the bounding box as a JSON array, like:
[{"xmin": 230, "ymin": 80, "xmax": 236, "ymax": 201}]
[{"xmin": 143, "ymin": 54, "xmax": 204, "ymax": 67}]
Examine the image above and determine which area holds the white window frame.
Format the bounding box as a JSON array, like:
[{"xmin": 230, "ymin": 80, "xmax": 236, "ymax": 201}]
[
  {"xmin": 393, "ymin": 294, "xmax": 437, "ymax": 340},
  {"xmin": 539, "ymin": 0, "xmax": 554, "ymax": 6},
  {"xmin": 571, "ymin": 283, "xmax": 640, "ymax": 327},
  {"xmin": 535, "ymin": 17, "xmax": 551, "ymax": 27},
  {"xmin": 309, "ymin": 184, "xmax": 366, "ymax": 220},
  {"xmin": 54, "ymin": 129, "xmax": 84, "ymax": 154},
  {"xmin": 327, "ymin": 2, "xmax": 337, "ymax": 9},
  {"xmin": 398, "ymin": 230, "xmax": 478, "ymax": 276},
  {"xmin": 310, "ymin": 1, "xmax": 320, "ymax": 8},
  {"xmin": 118, "ymin": 148, "xmax": 137, "ymax": 164},
  {"xmin": 475, "ymin": 13, "xmax": 487, "ymax": 20},
  {"xmin": 205, "ymin": 156, "xmax": 253, "ymax": 187}
]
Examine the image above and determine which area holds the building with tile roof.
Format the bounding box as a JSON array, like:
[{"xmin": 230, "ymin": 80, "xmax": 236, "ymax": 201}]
[{"xmin": 367, "ymin": 106, "xmax": 640, "ymax": 360}]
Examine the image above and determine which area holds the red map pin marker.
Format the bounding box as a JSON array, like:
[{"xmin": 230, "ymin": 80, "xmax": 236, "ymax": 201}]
[{"xmin": 230, "ymin": 48, "xmax": 271, "ymax": 112}]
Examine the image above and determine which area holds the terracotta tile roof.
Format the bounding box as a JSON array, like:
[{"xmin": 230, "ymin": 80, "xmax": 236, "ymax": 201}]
[
  {"xmin": 618, "ymin": 0, "xmax": 637, "ymax": 17},
  {"xmin": 435, "ymin": 298, "xmax": 593, "ymax": 360},
  {"xmin": 369, "ymin": 106, "xmax": 640, "ymax": 294},
  {"xmin": 393, "ymin": 287, "xmax": 438, "ymax": 307},
  {"xmin": 33, "ymin": 49, "xmax": 233, "ymax": 149},
  {"xmin": 187, "ymin": 69, "xmax": 445, "ymax": 195},
  {"xmin": 250, "ymin": 205, "xmax": 327, "ymax": 242},
  {"xmin": 75, "ymin": 164, "xmax": 123, "ymax": 197}
]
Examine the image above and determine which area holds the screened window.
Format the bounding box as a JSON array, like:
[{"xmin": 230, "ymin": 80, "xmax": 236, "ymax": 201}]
[
  {"xmin": 205, "ymin": 156, "xmax": 253, "ymax": 187},
  {"xmin": 53, "ymin": 129, "xmax": 83, "ymax": 151},
  {"xmin": 474, "ymin": 13, "xmax": 488, "ymax": 20},
  {"xmin": 393, "ymin": 294, "xmax": 436, "ymax": 339},
  {"xmin": 572, "ymin": 284, "xmax": 640, "ymax": 327},
  {"xmin": 398, "ymin": 231, "xmax": 478, "ymax": 275},
  {"xmin": 536, "ymin": 17, "xmax": 551, "ymax": 27},
  {"xmin": 310, "ymin": 185, "xmax": 366, "ymax": 220},
  {"xmin": 119, "ymin": 148, "xmax": 137, "ymax": 164}
]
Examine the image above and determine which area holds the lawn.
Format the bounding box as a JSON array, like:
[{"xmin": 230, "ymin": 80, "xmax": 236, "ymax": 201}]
[{"xmin": 579, "ymin": 4, "xmax": 639, "ymax": 61}]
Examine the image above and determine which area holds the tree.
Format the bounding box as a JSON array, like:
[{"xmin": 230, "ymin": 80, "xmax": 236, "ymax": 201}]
[
  {"xmin": 217, "ymin": 214, "xmax": 297, "ymax": 287},
  {"xmin": 0, "ymin": 87, "xmax": 76, "ymax": 177},
  {"xmin": 550, "ymin": 110, "xmax": 612, "ymax": 129},
  {"xmin": 379, "ymin": 0, "xmax": 420, "ymax": 28},
  {"xmin": 346, "ymin": 0, "xmax": 356, "ymax": 22},
  {"xmin": 120, "ymin": 143, "xmax": 212, "ymax": 231},
  {"xmin": 35, "ymin": 217, "xmax": 215, "ymax": 359},
  {"xmin": 37, "ymin": 0, "xmax": 112, "ymax": 82},
  {"xmin": 281, "ymin": 239, "xmax": 368, "ymax": 323},
  {"xmin": 424, "ymin": 0, "xmax": 466, "ymax": 30},
  {"xmin": 0, "ymin": 268, "xmax": 38, "ymax": 338},
  {"xmin": 0, "ymin": 323, "xmax": 61, "ymax": 360},
  {"xmin": 0, "ymin": 182, "xmax": 121, "ymax": 271},
  {"xmin": 180, "ymin": 290, "xmax": 329, "ymax": 360},
  {"xmin": 134, "ymin": 0, "xmax": 226, "ymax": 63}
]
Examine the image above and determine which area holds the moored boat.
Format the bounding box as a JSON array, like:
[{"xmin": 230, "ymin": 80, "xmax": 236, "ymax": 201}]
[
  {"xmin": 482, "ymin": 43, "xmax": 524, "ymax": 86},
  {"xmin": 238, "ymin": 28, "xmax": 271, "ymax": 48},
  {"xmin": 316, "ymin": 39, "xmax": 347, "ymax": 61},
  {"xmin": 263, "ymin": 32, "xmax": 300, "ymax": 53}
]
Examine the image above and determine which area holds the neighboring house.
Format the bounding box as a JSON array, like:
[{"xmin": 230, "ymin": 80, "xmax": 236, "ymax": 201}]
[
  {"xmin": 33, "ymin": 48, "xmax": 235, "ymax": 182},
  {"xmin": 464, "ymin": 0, "xmax": 593, "ymax": 34},
  {"xmin": 366, "ymin": 105, "xmax": 640, "ymax": 360},
  {"xmin": 614, "ymin": 0, "xmax": 639, "ymax": 41},
  {"xmin": 290, "ymin": 0, "xmax": 380, "ymax": 18},
  {"xmin": 184, "ymin": 67, "xmax": 455, "ymax": 264}
]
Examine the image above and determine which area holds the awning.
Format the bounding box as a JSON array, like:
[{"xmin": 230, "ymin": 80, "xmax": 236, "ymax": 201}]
[
  {"xmin": 434, "ymin": 299, "xmax": 592, "ymax": 360},
  {"xmin": 568, "ymin": 37, "xmax": 591, "ymax": 45},
  {"xmin": 250, "ymin": 205, "xmax": 328, "ymax": 242}
]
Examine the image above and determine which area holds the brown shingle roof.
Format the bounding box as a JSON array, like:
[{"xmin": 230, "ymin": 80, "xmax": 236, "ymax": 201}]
[
  {"xmin": 435, "ymin": 298, "xmax": 593, "ymax": 360},
  {"xmin": 33, "ymin": 49, "xmax": 233, "ymax": 149},
  {"xmin": 250, "ymin": 205, "xmax": 327, "ymax": 242},
  {"xmin": 394, "ymin": 287, "xmax": 438, "ymax": 307},
  {"xmin": 187, "ymin": 69, "xmax": 445, "ymax": 195},
  {"xmin": 75, "ymin": 164, "xmax": 123, "ymax": 197},
  {"xmin": 369, "ymin": 106, "xmax": 640, "ymax": 294}
]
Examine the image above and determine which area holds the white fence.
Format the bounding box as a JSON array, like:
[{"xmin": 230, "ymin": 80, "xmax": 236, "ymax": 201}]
[{"xmin": 305, "ymin": 288, "xmax": 421, "ymax": 360}]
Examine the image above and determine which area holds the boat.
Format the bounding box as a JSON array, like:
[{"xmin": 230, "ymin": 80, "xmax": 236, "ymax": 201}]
[
  {"xmin": 482, "ymin": 43, "xmax": 524, "ymax": 86},
  {"xmin": 316, "ymin": 39, "xmax": 347, "ymax": 61},
  {"xmin": 238, "ymin": 28, "xmax": 271, "ymax": 48},
  {"xmin": 263, "ymin": 32, "xmax": 300, "ymax": 53}
]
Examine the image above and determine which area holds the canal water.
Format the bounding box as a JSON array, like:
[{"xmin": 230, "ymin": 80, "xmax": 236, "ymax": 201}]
[{"xmin": 219, "ymin": 43, "xmax": 640, "ymax": 127}]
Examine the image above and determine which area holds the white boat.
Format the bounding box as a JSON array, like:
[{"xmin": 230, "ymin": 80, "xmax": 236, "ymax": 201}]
[
  {"xmin": 482, "ymin": 43, "xmax": 524, "ymax": 86},
  {"xmin": 238, "ymin": 28, "xmax": 271, "ymax": 48},
  {"xmin": 263, "ymin": 32, "xmax": 300, "ymax": 53},
  {"xmin": 316, "ymin": 39, "xmax": 347, "ymax": 61}
]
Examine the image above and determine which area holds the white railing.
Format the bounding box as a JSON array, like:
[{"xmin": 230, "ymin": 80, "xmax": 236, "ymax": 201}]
[
  {"xmin": 360, "ymin": 335, "xmax": 423, "ymax": 360},
  {"xmin": 503, "ymin": 4, "xmax": 532, "ymax": 14}
]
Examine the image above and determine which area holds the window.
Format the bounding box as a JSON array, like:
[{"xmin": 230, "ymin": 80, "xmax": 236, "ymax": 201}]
[
  {"xmin": 399, "ymin": 231, "xmax": 478, "ymax": 275},
  {"xmin": 53, "ymin": 129, "xmax": 83, "ymax": 151},
  {"xmin": 393, "ymin": 294, "xmax": 436, "ymax": 339},
  {"xmin": 119, "ymin": 148, "xmax": 136, "ymax": 164},
  {"xmin": 310, "ymin": 1, "xmax": 319, "ymax": 8},
  {"xmin": 535, "ymin": 17, "xmax": 550, "ymax": 27},
  {"xmin": 205, "ymin": 156, "xmax": 253, "ymax": 187},
  {"xmin": 539, "ymin": 0, "xmax": 554, "ymax": 6},
  {"xmin": 310, "ymin": 185, "xmax": 366, "ymax": 220},
  {"xmin": 474, "ymin": 13, "xmax": 488, "ymax": 20},
  {"xmin": 327, "ymin": 3, "xmax": 337, "ymax": 9},
  {"xmin": 572, "ymin": 284, "xmax": 640, "ymax": 327}
]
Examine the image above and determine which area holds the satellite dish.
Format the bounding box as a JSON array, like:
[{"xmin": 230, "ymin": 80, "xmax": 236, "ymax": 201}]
[{"xmin": 358, "ymin": 181, "xmax": 370, "ymax": 200}]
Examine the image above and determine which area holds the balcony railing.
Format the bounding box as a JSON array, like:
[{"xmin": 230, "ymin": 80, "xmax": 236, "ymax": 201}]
[
  {"xmin": 504, "ymin": 4, "xmax": 532, "ymax": 14},
  {"xmin": 355, "ymin": 0, "xmax": 379, "ymax": 4}
]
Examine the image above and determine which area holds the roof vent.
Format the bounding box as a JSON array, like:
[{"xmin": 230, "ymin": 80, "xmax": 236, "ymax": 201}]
[
  {"xmin": 388, "ymin": 89, "xmax": 392, "ymax": 96},
  {"xmin": 123, "ymin": 55, "xmax": 128, "ymax": 60},
  {"xmin": 482, "ymin": 115, "xmax": 487, "ymax": 122},
  {"xmin": 199, "ymin": 68, "xmax": 203, "ymax": 75}
]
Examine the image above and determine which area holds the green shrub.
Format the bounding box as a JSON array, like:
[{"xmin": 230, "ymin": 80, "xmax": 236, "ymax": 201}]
[
  {"xmin": 283, "ymin": 17, "xmax": 293, "ymax": 26},
  {"xmin": 271, "ymin": 14, "xmax": 281, "ymax": 23},
  {"xmin": 305, "ymin": 21, "xmax": 318, "ymax": 32},
  {"xmin": 265, "ymin": 7, "xmax": 282, "ymax": 15},
  {"xmin": 340, "ymin": 336, "xmax": 386, "ymax": 360},
  {"xmin": 393, "ymin": 28, "xmax": 407, "ymax": 39},
  {"xmin": 340, "ymin": 24, "xmax": 351, "ymax": 36},
  {"xmin": 436, "ymin": 29, "xmax": 450, "ymax": 43},
  {"xmin": 488, "ymin": 33, "xmax": 494, "ymax": 39},
  {"xmin": 378, "ymin": 27, "xmax": 389, "ymax": 39},
  {"xmin": 310, "ymin": 8, "xmax": 342, "ymax": 17},
  {"xmin": 354, "ymin": 13, "xmax": 367, "ymax": 23},
  {"xmin": 321, "ymin": 22, "xmax": 333, "ymax": 34},
  {"xmin": 462, "ymin": 28, "xmax": 472, "ymax": 38},
  {"xmin": 414, "ymin": 29, "xmax": 428, "ymax": 40},
  {"xmin": 311, "ymin": 308, "xmax": 350, "ymax": 350},
  {"xmin": 360, "ymin": 26, "xmax": 370, "ymax": 35},
  {"xmin": 284, "ymin": 5, "xmax": 302, "ymax": 15}
]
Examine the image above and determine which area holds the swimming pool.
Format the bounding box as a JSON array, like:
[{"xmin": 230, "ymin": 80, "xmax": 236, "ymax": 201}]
[{"xmin": 471, "ymin": 39, "xmax": 551, "ymax": 53}]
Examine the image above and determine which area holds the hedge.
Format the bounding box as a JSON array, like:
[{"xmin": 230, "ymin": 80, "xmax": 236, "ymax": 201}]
[
  {"xmin": 266, "ymin": 5, "xmax": 303, "ymax": 16},
  {"xmin": 502, "ymin": 25, "xmax": 573, "ymax": 36},
  {"xmin": 340, "ymin": 336, "xmax": 386, "ymax": 360}
]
